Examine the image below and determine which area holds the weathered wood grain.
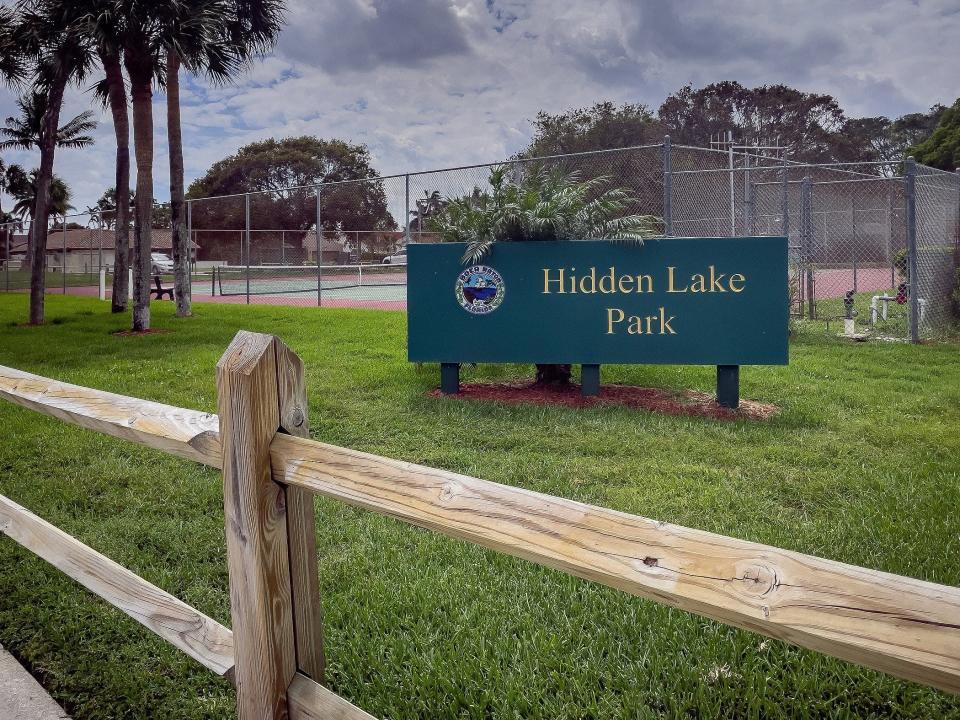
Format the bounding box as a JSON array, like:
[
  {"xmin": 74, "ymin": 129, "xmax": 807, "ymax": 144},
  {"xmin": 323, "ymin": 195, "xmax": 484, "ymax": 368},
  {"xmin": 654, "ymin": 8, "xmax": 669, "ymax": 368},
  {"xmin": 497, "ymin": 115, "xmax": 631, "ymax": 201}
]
[
  {"xmin": 0, "ymin": 494, "xmax": 234, "ymax": 677},
  {"xmin": 218, "ymin": 331, "xmax": 297, "ymax": 718},
  {"xmin": 288, "ymin": 673, "xmax": 377, "ymax": 720},
  {"xmin": 0, "ymin": 364, "xmax": 221, "ymax": 467},
  {"xmin": 270, "ymin": 433, "xmax": 960, "ymax": 695},
  {"xmin": 275, "ymin": 341, "xmax": 326, "ymax": 684}
]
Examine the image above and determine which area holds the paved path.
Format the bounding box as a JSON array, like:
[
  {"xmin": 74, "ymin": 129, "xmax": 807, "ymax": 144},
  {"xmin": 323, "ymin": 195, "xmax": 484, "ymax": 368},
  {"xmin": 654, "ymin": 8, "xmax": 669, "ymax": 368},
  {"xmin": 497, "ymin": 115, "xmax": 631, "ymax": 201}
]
[{"xmin": 0, "ymin": 644, "xmax": 69, "ymax": 720}]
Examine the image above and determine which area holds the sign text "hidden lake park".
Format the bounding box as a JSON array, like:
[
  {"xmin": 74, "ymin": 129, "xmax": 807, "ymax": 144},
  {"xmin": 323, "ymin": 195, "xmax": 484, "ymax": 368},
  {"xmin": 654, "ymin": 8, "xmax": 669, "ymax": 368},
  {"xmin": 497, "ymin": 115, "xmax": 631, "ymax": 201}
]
[{"xmin": 408, "ymin": 237, "xmax": 789, "ymax": 367}]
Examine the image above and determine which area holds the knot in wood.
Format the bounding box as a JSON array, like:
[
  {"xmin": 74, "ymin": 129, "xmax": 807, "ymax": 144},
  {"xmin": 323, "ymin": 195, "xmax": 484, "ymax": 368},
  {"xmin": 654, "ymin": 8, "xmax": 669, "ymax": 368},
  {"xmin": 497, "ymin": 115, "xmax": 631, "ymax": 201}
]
[
  {"xmin": 737, "ymin": 562, "xmax": 779, "ymax": 597},
  {"xmin": 291, "ymin": 407, "xmax": 305, "ymax": 428}
]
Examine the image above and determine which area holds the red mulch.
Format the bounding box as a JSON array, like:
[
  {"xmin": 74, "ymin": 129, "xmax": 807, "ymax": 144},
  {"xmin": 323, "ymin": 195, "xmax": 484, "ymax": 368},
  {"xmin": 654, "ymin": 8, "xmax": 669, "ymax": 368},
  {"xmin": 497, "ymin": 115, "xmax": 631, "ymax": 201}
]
[
  {"xmin": 430, "ymin": 382, "xmax": 778, "ymax": 421},
  {"xmin": 111, "ymin": 328, "xmax": 172, "ymax": 337}
]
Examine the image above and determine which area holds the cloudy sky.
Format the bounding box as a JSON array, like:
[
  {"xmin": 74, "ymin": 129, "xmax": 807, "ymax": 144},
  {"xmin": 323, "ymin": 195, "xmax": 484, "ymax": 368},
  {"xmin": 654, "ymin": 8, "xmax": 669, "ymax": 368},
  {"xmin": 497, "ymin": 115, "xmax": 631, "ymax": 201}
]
[{"xmin": 1, "ymin": 0, "xmax": 959, "ymax": 213}]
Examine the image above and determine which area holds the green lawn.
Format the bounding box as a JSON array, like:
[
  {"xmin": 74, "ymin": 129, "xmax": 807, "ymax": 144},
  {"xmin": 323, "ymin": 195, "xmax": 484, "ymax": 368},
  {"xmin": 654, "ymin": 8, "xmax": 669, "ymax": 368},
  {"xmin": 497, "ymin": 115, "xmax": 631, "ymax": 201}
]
[{"xmin": 0, "ymin": 294, "xmax": 959, "ymax": 719}]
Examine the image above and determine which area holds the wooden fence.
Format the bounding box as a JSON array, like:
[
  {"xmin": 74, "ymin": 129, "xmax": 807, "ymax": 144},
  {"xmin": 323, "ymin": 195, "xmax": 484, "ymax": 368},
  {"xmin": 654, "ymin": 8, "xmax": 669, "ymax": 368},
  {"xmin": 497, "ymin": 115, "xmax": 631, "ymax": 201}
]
[{"xmin": 0, "ymin": 330, "xmax": 958, "ymax": 718}]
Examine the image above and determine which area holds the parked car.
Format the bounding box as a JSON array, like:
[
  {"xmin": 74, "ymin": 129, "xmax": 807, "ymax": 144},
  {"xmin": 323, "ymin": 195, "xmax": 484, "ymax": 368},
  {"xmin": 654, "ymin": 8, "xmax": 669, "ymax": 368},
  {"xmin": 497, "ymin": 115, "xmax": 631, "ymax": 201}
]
[
  {"xmin": 151, "ymin": 252, "xmax": 174, "ymax": 275},
  {"xmin": 382, "ymin": 248, "xmax": 407, "ymax": 265}
]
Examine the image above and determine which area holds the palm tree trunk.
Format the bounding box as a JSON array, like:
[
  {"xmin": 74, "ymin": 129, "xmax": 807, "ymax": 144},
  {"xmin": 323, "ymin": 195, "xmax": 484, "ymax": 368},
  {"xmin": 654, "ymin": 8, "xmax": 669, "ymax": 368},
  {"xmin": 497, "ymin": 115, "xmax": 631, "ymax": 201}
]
[
  {"xmin": 102, "ymin": 50, "xmax": 131, "ymax": 314},
  {"xmin": 166, "ymin": 51, "xmax": 190, "ymax": 317},
  {"xmin": 126, "ymin": 54, "xmax": 153, "ymax": 331},
  {"xmin": 28, "ymin": 70, "xmax": 67, "ymax": 325},
  {"xmin": 535, "ymin": 364, "xmax": 573, "ymax": 386}
]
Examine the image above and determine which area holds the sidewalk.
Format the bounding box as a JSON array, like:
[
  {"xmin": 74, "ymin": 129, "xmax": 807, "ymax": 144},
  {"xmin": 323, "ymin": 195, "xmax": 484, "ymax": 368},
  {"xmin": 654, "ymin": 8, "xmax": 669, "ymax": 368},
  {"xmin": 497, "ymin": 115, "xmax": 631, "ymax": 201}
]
[{"xmin": 0, "ymin": 644, "xmax": 70, "ymax": 720}]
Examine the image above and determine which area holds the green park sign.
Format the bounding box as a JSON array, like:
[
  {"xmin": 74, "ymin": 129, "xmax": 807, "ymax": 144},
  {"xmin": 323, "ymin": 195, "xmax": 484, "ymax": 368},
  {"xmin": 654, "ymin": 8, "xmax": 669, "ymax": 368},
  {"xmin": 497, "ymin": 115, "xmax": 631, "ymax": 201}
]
[{"xmin": 407, "ymin": 237, "xmax": 789, "ymax": 407}]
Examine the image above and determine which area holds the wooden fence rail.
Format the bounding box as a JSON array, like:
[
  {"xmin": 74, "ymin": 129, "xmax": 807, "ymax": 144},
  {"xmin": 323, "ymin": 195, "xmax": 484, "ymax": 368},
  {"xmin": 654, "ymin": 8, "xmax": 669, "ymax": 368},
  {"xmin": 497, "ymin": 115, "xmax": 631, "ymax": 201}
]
[{"xmin": 1, "ymin": 330, "xmax": 959, "ymax": 719}]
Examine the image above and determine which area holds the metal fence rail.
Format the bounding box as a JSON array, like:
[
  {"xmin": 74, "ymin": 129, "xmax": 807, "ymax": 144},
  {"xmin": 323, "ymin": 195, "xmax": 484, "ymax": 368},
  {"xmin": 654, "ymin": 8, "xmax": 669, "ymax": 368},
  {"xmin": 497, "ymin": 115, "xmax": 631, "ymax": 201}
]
[{"xmin": 2, "ymin": 141, "xmax": 957, "ymax": 338}]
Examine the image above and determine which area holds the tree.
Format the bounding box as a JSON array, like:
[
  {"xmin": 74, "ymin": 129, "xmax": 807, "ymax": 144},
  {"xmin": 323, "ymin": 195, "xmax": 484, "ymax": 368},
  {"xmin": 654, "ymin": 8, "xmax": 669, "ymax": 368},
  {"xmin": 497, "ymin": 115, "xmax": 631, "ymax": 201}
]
[
  {"xmin": 0, "ymin": 91, "xmax": 96, "ymax": 152},
  {"xmin": 430, "ymin": 166, "xmax": 660, "ymax": 386},
  {"xmin": 165, "ymin": 0, "xmax": 285, "ymax": 317},
  {"xmin": 910, "ymin": 99, "xmax": 960, "ymax": 171},
  {"xmin": 658, "ymin": 82, "xmax": 845, "ymax": 161},
  {"xmin": 0, "ymin": 6, "xmax": 27, "ymax": 87},
  {"xmin": 14, "ymin": 0, "xmax": 95, "ymax": 325},
  {"xmin": 80, "ymin": 2, "xmax": 134, "ymax": 314},
  {"xmin": 8, "ymin": 169, "xmax": 73, "ymax": 221},
  {"xmin": 0, "ymin": 89, "xmax": 96, "ymax": 267},
  {"xmin": 521, "ymin": 102, "xmax": 666, "ymax": 157},
  {"xmin": 187, "ymin": 136, "xmax": 396, "ymax": 261}
]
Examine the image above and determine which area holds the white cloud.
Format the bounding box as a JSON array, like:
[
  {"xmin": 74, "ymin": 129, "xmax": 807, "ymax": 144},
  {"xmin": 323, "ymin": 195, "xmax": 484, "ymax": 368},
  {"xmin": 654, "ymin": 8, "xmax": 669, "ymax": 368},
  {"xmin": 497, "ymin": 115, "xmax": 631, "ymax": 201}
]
[{"xmin": 1, "ymin": 0, "xmax": 958, "ymax": 214}]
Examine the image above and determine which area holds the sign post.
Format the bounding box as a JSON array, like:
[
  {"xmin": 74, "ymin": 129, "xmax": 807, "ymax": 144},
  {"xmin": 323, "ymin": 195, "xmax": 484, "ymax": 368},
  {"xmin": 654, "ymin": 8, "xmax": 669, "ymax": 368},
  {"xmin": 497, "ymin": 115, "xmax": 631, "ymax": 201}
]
[{"xmin": 409, "ymin": 238, "xmax": 788, "ymax": 409}]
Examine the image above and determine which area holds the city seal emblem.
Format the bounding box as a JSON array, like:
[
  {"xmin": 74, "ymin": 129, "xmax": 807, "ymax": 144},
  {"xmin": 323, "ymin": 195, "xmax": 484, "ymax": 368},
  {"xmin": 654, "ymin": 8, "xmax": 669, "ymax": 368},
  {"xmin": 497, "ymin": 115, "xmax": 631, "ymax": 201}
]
[{"xmin": 455, "ymin": 265, "xmax": 504, "ymax": 315}]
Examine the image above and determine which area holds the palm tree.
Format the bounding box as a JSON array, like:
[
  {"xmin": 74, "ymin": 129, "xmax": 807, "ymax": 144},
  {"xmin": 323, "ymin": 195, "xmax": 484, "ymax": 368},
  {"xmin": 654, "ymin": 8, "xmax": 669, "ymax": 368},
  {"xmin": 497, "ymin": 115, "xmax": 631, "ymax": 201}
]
[
  {"xmin": 164, "ymin": 0, "xmax": 286, "ymax": 319},
  {"xmin": 9, "ymin": 170, "xmax": 73, "ymax": 219},
  {"xmin": 431, "ymin": 166, "xmax": 661, "ymax": 386},
  {"xmin": 0, "ymin": 91, "xmax": 97, "ymax": 151},
  {"xmin": 15, "ymin": 0, "xmax": 95, "ymax": 324},
  {"xmin": 0, "ymin": 7, "xmax": 27, "ymax": 87},
  {"xmin": 80, "ymin": 2, "xmax": 133, "ymax": 314}
]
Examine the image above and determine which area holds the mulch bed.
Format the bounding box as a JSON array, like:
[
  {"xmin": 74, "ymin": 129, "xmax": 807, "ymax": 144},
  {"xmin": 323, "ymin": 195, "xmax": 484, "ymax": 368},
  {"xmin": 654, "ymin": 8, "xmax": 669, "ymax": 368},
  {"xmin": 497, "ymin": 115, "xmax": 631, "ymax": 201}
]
[
  {"xmin": 111, "ymin": 328, "xmax": 172, "ymax": 337},
  {"xmin": 430, "ymin": 381, "xmax": 778, "ymax": 421}
]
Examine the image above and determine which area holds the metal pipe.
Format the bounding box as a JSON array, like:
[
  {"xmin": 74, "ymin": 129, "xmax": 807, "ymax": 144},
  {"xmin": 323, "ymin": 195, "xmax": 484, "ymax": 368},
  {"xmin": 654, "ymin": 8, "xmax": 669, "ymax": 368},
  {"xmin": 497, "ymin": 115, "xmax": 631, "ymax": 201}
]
[
  {"xmin": 728, "ymin": 140, "xmax": 736, "ymax": 236},
  {"xmin": 801, "ymin": 176, "xmax": 814, "ymax": 319},
  {"xmin": 662, "ymin": 135, "xmax": 672, "ymax": 236},
  {"xmin": 905, "ymin": 157, "xmax": 919, "ymax": 343},
  {"xmin": 62, "ymin": 216, "xmax": 67, "ymax": 294},
  {"xmin": 316, "ymin": 189, "xmax": 322, "ymax": 307},
  {"xmin": 404, "ymin": 174, "xmax": 411, "ymax": 244},
  {"xmin": 244, "ymin": 193, "xmax": 250, "ymax": 305},
  {"xmin": 187, "ymin": 200, "xmax": 192, "ymax": 297}
]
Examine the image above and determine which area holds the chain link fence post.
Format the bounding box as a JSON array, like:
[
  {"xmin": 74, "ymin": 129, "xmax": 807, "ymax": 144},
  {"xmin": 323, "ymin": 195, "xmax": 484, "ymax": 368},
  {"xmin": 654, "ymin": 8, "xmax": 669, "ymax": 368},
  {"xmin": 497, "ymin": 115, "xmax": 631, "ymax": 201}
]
[
  {"xmin": 404, "ymin": 174, "xmax": 411, "ymax": 245},
  {"xmin": 850, "ymin": 196, "xmax": 858, "ymax": 293},
  {"xmin": 187, "ymin": 199, "xmax": 192, "ymax": 298},
  {"xmin": 244, "ymin": 193, "xmax": 251, "ymax": 305},
  {"xmin": 801, "ymin": 176, "xmax": 814, "ymax": 319},
  {"xmin": 905, "ymin": 157, "xmax": 919, "ymax": 343},
  {"xmin": 4, "ymin": 227, "xmax": 9, "ymax": 293},
  {"xmin": 780, "ymin": 155, "xmax": 790, "ymax": 237},
  {"xmin": 662, "ymin": 135, "xmax": 672, "ymax": 236},
  {"xmin": 316, "ymin": 187, "xmax": 322, "ymax": 308},
  {"xmin": 62, "ymin": 215, "xmax": 67, "ymax": 294}
]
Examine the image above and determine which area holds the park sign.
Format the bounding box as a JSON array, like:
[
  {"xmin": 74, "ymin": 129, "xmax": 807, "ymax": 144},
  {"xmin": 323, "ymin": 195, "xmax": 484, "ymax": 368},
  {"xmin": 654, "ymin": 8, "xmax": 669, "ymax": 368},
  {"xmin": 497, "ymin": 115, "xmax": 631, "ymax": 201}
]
[{"xmin": 407, "ymin": 237, "xmax": 789, "ymax": 406}]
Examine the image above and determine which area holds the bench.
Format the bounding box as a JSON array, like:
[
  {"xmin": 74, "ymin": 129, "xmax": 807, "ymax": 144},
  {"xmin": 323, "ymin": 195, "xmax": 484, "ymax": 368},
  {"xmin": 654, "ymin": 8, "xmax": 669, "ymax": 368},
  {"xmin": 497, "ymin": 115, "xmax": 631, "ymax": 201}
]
[{"xmin": 150, "ymin": 275, "xmax": 174, "ymax": 300}]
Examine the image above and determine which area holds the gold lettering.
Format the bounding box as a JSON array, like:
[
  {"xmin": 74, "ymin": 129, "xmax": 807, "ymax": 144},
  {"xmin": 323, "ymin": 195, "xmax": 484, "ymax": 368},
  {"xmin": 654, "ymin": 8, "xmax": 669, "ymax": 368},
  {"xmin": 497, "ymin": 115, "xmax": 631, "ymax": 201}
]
[
  {"xmin": 606, "ymin": 308, "xmax": 624, "ymax": 334},
  {"xmin": 709, "ymin": 265, "xmax": 726, "ymax": 292},
  {"xmin": 599, "ymin": 267, "xmax": 615, "ymax": 294},
  {"xmin": 729, "ymin": 273, "xmax": 746, "ymax": 292},
  {"xmin": 543, "ymin": 268, "xmax": 565, "ymax": 294},
  {"xmin": 659, "ymin": 307, "xmax": 676, "ymax": 334},
  {"xmin": 628, "ymin": 315, "xmax": 644, "ymax": 334},
  {"xmin": 579, "ymin": 267, "xmax": 597, "ymax": 294},
  {"xmin": 618, "ymin": 275, "xmax": 634, "ymax": 293},
  {"xmin": 690, "ymin": 274, "xmax": 706, "ymax": 292},
  {"xmin": 667, "ymin": 266, "xmax": 687, "ymax": 292},
  {"xmin": 637, "ymin": 274, "xmax": 654, "ymax": 293},
  {"xmin": 569, "ymin": 268, "xmax": 577, "ymax": 294}
]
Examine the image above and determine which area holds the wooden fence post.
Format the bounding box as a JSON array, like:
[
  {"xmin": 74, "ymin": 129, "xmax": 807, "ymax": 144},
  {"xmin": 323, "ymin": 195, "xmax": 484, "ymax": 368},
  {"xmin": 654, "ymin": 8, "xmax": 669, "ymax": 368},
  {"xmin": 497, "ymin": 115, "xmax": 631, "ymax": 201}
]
[
  {"xmin": 275, "ymin": 342, "xmax": 325, "ymax": 682},
  {"xmin": 217, "ymin": 331, "xmax": 322, "ymax": 718}
]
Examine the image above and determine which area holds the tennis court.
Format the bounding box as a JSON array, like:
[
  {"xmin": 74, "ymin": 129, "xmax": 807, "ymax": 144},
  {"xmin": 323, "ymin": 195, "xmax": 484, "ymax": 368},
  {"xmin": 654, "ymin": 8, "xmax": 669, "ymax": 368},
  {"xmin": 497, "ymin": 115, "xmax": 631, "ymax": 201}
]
[{"xmin": 210, "ymin": 263, "xmax": 407, "ymax": 309}]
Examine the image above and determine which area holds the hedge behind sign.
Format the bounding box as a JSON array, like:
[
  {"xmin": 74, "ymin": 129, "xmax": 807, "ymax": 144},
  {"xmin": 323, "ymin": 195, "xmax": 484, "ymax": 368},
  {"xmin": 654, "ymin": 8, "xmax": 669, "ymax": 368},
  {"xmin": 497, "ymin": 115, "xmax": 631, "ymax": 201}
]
[{"xmin": 407, "ymin": 237, "xmax": 788, "ymax": 366}]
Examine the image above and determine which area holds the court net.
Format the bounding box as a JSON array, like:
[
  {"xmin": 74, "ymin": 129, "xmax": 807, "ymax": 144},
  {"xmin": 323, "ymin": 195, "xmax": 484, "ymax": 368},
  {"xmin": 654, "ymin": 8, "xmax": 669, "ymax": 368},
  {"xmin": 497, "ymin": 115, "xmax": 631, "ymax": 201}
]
[{"xmin": 215, "ymin": 263, "xmax": 407, "ymax": 296}]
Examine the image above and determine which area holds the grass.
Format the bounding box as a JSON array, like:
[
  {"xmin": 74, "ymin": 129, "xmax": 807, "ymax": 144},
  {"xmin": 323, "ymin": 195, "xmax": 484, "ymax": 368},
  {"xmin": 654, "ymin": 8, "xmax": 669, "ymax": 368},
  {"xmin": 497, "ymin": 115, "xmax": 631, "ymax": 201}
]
[{"xmin": 0, "ymin": 294, "xmax": 959, "ymax": 719}]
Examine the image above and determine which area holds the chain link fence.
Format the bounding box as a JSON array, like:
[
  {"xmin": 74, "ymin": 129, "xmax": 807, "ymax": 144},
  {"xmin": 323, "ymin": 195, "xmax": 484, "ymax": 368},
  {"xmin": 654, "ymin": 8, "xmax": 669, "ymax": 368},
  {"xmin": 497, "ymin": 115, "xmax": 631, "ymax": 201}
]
[{"xmin": 2, "ymin": 140, "xmax": 957, "ymax": 338}]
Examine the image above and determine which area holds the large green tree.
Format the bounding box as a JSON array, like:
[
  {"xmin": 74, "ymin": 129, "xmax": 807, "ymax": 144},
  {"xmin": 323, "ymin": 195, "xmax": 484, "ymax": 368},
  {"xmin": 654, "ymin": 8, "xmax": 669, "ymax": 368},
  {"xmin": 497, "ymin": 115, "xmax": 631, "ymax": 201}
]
[
  {"xmin": 658, "ymin": 82, "xmax": 845, "ymax": 161},
  {"xmin": 521, "ymin": 102, "xmax": 665, "ymax": 157},
  {"xmin": 910, "ymin": 99, "xmax": 960, "ymax": 171},
  {"xmin": 187, "ymin": 136, "xmax": 396, "ymax": 261}
]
